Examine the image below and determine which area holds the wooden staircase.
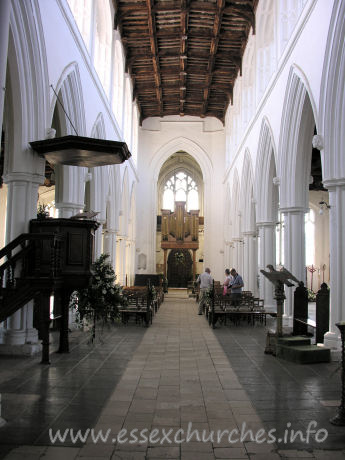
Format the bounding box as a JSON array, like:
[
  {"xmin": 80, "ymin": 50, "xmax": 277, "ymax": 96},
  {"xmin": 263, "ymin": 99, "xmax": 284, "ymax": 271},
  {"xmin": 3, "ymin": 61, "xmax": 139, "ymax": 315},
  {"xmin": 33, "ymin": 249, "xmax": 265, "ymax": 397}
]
[
  {"xmin": 0, "ymin": 218, "xmax": 98, "ymax": 363},
  {"xmin": 0, "ymin": 232, "xmax": 61, "ymax": 322}
]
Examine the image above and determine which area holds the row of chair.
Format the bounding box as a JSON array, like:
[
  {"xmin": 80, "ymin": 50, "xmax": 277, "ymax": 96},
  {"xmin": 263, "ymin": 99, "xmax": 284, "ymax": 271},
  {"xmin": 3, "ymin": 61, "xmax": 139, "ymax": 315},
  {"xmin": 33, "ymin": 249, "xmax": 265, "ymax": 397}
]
[
  {"xmin": 119, "ymin": 285, "xmax": 164, "ymax": 326},
  {"xmin": 199, "ymin": 285, "xmax": 269, "ymax": 328}
]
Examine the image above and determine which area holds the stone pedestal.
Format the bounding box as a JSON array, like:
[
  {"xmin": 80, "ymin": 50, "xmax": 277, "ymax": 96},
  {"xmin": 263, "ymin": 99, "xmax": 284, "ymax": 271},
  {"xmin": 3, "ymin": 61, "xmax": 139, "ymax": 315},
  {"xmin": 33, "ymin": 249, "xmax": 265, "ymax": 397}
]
[
  {"xmin": 293, "ymin": 282, "xmax": 308, "ymax": 336},
  {"xmin": 316, "ymin": 283, "xmax": 330, "ymax": 344}
]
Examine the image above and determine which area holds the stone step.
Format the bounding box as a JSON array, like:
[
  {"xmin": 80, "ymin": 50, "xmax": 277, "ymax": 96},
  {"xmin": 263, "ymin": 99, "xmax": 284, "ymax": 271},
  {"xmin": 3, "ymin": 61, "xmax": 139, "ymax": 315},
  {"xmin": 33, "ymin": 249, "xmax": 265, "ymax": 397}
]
[
  {"xmin": 276, "ymin": 344, "xmax": 331, "ymax": 364},
  {"xmin": 277, "ymin": 336, "xmax": 311, "ymax": 347}
]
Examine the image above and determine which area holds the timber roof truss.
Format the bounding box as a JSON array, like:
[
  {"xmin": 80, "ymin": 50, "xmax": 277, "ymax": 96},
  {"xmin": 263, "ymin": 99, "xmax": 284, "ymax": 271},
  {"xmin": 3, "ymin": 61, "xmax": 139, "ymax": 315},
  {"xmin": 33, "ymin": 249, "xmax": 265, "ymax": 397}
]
[{"xmin": 113, "ymin": 0, "xmax": 258, "ymax": 123}]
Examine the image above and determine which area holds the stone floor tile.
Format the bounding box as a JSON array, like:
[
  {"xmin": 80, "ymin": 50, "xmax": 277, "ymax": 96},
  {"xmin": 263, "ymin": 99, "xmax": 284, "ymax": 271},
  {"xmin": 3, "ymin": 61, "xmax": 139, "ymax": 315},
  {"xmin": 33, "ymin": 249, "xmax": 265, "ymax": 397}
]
[
  {"xmin": 1, "ymin": 292, "xmax": 345, "ymax": 460},
  {"xmin": 248, "ymin": 454, "xmax": 282, "ymax": 460},
  {"xmin": 41, "ymin": 446, "xmax": 81, "ymax": 459},
  {"xmin": 312, "ymin": 450, "xmax": 345, "ymax": 459},
  {"xmin": 277, "ymin": 450, "xmax": 315, "ymax": 457},
  {"xmin": 146, "ymin": 446, "xmax": 180, "ymax": 458},
  {"xmin": 111, "ymin": 452, "xmax": 147, "ymax": 460},
  {"xmin": 214, "ymin": 447, "xmax": 249, "ymax": 458},
  {"xmin": 78, "ymin": 443, "xmax": 115, "ymax": 457},
  {"xmin": 180, "ymin": 441, "xmax": 213, "ymax": 452}
]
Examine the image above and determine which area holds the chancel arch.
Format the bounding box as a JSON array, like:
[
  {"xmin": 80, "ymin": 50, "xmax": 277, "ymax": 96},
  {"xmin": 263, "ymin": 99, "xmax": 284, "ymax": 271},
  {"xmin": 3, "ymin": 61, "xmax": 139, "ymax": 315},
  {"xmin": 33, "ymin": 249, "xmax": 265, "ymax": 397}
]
[
  {"xmin": 157, "ymin": 152, "xmax": 204, "ymax": 285},
  {"xmin": 147, "ymin": 137, "xmax": 213, "ymax": 274}
]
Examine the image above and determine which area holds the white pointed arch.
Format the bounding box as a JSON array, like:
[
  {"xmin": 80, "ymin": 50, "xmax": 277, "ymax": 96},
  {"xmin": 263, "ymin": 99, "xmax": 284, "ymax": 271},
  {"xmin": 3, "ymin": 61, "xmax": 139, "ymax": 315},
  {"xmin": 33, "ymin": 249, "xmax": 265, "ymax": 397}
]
[
  {"xmin": 150, "ymin": 137, "xmax": 213, "ymax": 185},
  {"xmin": 319, "ymin": 0, "xmax": 345, "ymax": 181},
  {"xmin": 51, "ymin": 63, "xmax": 87, "ymax": 216},
  {"xmin": 278, "ymin": 66, "xmax": 317, "ymax": 209},
  {"xmin": 255, "ymin": 117, "xmax": 278, "ymax": 223},
  {"xmin": 231, "ymin": 168, "xmax": 241, "ymax": 238},
  {"xmin": 91, "ymin": 112, "xmax": 106, "ymax": 139},
  {"xmin": 120, "ymin": 167, "xmax": 130, "ymax": 236},
  {"xmin": 6, "ymin": 0, "xmax": 49, "ymax": 158},
  {"xmin": 240, "ymin": 150, "xmax": 255, "ymax": 233},
  {"xmin": 50, "ymin": 62, "xmax": 86, "ymax": 136}
]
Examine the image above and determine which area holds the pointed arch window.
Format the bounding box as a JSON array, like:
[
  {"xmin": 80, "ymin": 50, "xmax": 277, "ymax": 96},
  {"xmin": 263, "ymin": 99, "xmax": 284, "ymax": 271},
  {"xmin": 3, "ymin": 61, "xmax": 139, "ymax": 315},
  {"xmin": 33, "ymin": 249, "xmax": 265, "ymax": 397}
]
[{"xmin": 163, "ymin": 171, "xmax": 199, "ymax": 212}]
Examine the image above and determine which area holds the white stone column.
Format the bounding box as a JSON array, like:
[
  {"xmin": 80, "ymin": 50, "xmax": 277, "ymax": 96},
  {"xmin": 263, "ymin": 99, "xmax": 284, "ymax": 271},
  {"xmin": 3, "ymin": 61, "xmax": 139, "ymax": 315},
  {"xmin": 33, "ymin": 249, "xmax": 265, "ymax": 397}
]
[
  {"xmin": 94, "ymin": 221, "xmax": 104, "ymax": 260},
  {"xmin": 224, "ymin": 241, "xmax": 231, "ymax": 269},
  {"xmin": 103, "ymin": 229, "xmax": 117, "ymax": 270},
  {"xmin": 257, "ymin": 222, "xmax": 276, "ymax": 309},
  {"xmin": 1, "ymin": 172, "xmax": 43, "ymax": 353},
  {"xmin": 281, "ymin": 207, "xmax": 307, "ymax": 318},
  {"xmin": 55, "ymin": 201, "xmax": 83, "ymax": 218},
  {"xmin": 116, "ymin": 235, "xmax": 127, "ymax": 285},
  {"xmin": 232, "ymin": 237, "xmax": 243, "ymax": 273},
  {"xmin": 242, "ymin": 231, "xmax": 257, "ymax": 294},
  {"xmin": 0, "ymin": 0, "xmax": 10, "ymax": 133},
  {"xmin": 324, "ymin": 181, "xmax": 345, "ymax": 349},
  {"xmin": 55, "ymin": 165, "xmax": 86, "ymax": 218}
]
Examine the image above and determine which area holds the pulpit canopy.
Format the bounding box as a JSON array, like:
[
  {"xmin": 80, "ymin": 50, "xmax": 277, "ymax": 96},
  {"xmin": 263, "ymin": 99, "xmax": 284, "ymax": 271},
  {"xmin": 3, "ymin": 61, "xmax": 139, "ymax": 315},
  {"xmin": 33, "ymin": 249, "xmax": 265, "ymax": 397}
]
[{"xmin": 30, "ymin": 135, "xmax": 131, "ymax": 167}]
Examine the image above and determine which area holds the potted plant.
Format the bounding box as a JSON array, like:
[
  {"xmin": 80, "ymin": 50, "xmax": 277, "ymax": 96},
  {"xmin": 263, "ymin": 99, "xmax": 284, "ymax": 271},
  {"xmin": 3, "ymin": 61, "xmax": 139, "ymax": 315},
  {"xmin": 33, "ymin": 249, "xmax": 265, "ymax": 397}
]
[{"xmin": 37, "ymin": 203, "xmax": 50, "ymax": 219}]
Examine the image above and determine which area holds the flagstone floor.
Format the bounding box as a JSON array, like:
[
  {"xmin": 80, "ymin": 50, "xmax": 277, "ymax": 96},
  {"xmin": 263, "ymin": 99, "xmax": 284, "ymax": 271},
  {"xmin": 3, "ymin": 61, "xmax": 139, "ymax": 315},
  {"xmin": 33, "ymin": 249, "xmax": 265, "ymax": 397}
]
[{"xmin": 0, "ymin": 290, "xmax": 344, "ymax": 459}]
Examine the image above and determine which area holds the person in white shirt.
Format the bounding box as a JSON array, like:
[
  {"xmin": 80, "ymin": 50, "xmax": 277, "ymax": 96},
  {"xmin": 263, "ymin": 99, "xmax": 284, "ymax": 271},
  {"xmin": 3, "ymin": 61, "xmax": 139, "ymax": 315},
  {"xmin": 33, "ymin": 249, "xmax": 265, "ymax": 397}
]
[{"xmin": 196, "ymin": 268, "xmax": 213, "ymax": 315}]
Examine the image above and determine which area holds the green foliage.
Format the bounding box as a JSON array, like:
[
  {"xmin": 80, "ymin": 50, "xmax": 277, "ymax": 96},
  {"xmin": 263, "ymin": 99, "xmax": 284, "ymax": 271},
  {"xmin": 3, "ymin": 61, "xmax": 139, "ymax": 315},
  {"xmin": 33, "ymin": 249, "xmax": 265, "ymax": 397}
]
[
  {"xmin": 174, "ymin": 252, "xmax": 185, "ymax": 265},
  {"xmin": 70, "ymin": 254, "xmax": 125, "ymax": 328},
  {"xmin": 307, "ymin": 288, "xmax": 316, "ymax": 302},
  {"xmin": 37, "ymin": 203, "xmax": 50, "ymax": 219}
]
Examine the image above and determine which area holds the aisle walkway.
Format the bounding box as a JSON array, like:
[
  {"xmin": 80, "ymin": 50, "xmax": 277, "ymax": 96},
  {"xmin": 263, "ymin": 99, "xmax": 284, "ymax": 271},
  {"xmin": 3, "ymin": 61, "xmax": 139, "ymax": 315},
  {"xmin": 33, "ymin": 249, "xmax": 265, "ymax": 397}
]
[{"xmin": 1, "ymin": 292, "xmax": 345, "ymax": 459}]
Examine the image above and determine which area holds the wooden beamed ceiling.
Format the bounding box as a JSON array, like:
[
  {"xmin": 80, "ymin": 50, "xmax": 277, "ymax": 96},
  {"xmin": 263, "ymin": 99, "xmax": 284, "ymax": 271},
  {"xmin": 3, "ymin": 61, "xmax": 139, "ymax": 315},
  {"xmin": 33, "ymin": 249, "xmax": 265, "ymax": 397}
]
[{"xmin": 113, "ymin": 0, "xmax": 258, "ymax": 124}]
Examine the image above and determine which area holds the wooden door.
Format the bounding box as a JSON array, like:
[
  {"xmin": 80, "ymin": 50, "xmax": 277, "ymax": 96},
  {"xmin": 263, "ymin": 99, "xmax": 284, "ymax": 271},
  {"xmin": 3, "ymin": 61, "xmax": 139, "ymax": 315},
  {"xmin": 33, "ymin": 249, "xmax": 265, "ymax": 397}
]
[{"xmin": 167, "ymin": 249, "xmax": 193, "ymax": 287}]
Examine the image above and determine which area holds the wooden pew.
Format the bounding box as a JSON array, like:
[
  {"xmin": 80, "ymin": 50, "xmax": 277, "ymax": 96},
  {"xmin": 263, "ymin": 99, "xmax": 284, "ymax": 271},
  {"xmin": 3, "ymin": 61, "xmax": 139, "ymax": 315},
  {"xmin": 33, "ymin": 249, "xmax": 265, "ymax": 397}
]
[{"xmin": 120, "ymin": 286, "xmax": 153, "ymax": 326}]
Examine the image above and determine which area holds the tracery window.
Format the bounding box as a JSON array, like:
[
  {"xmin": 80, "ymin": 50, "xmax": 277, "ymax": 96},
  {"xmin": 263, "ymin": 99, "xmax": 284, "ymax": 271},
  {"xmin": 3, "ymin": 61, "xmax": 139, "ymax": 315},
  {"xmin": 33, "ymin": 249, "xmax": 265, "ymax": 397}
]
[{"xmin": 163, "ymin": 171, "xmax": 199, "ymax": 212}]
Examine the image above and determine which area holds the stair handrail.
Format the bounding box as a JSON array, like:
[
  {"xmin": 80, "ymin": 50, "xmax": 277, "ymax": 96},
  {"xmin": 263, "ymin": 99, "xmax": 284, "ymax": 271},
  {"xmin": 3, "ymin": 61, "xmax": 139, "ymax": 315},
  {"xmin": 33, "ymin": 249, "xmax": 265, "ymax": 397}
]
[{"xmin": 0, "ymin": 232, "xmax": 62, "ymax": 287}]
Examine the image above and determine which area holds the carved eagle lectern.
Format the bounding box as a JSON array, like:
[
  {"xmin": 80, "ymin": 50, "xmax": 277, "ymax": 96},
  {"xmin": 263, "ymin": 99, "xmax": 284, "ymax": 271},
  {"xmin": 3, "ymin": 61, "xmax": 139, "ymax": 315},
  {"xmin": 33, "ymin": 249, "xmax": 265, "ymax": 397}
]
[{"xmin": 260, "ymin": 264, "xmax": 300, "ymax": 287}]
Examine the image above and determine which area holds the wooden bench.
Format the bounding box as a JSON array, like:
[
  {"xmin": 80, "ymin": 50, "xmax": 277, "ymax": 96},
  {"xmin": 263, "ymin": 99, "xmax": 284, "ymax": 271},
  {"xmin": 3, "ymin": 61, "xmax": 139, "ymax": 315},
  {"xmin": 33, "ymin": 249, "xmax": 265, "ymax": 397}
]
[
  {"xmin": 206, "ymin": 286, "xmax": 268, "ymax": 328},
  {"xmin": 121, "ymin": 288, "xmax": 153, "ymax": 326}
]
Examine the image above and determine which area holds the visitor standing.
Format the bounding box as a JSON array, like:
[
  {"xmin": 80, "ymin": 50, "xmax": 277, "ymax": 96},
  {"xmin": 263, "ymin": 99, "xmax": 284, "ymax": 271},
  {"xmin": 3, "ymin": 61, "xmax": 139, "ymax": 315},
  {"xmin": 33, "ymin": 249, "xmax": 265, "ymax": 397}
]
[
  {"xmin": 196, "ymin": 268, "xmax": 213, "ymax": 315},
  {"xmin": 223, "ymin": 268, "xmax": 233, "ymax": 295},
  {"xmin": 230, "ymin": 268, "xmax": 244, "ymax": 307}
]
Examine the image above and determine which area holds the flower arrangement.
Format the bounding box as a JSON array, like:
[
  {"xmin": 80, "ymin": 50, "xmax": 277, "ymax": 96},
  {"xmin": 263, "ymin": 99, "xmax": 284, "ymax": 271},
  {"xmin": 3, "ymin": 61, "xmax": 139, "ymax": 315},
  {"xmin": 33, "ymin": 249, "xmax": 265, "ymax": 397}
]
[
  {"xmin": 70, "ymin": 253, "xmax": 125, "ymax": 342},
  {"xmin": 174, "ymin": 251, "xmax": 185, "ymax": 265}
]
